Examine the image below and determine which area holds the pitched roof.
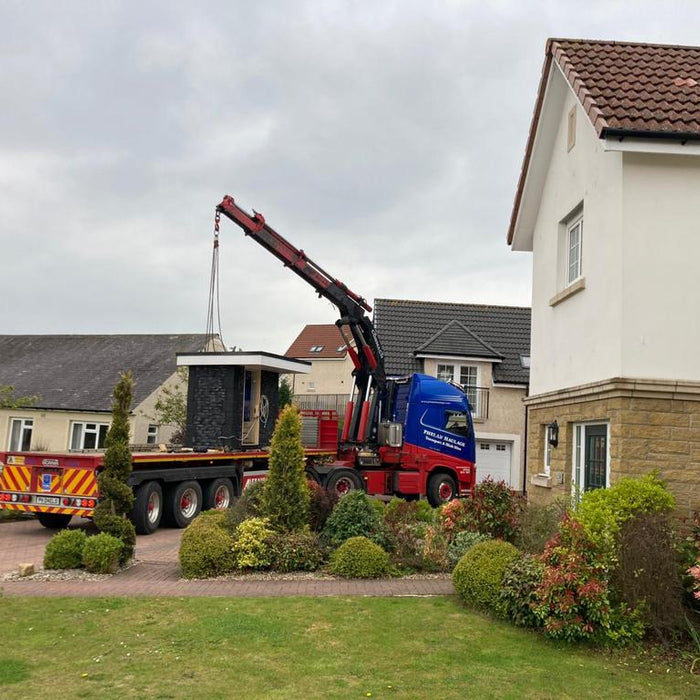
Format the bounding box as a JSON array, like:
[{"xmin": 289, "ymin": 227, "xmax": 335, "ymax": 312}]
[
  {"xmin": 415, "ymin": 321, "xmax": 503, "ymax": 360},
  {"xmin": 374, "ymin": 299, "xmax": 531, "ymax": 385},
  {"xmin": 0, "ymin": 334, "xmax": 209, "ymax": 412},
  {"xmin": 508, "ymin": 38, "xmax": 700, "ymax": 245},
  {"xmin": 284, "ymin": 324, "xmax": 348, "ymax": 360}
]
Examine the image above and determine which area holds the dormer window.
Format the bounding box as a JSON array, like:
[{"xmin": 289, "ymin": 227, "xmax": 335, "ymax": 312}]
[{"xmin": 309, "ymin": 345, "xmax": 324, "ymax": 353}]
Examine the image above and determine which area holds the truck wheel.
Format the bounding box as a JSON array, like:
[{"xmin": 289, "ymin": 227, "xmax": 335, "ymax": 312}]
[
  {"xmin": 129, "ymin": 481, "xmax": 163, "ymax": 535},
  {"xmin": 163, "ymin": 481, "xmax": 202, "ymax": 528},
  {"xmin": 325, "ymin": 469, "xmax": 364, "ymax": 496},
  {"xmin": 203, "ymin": 478, "xmax": 234, "ymax": 511},
  {"xmin": 36, "ymin": 513, "xmax": 73, "ymax": 529},
  {"xmin": 427, "ymin": 473, "xmax": 457, "ymax": 507}
]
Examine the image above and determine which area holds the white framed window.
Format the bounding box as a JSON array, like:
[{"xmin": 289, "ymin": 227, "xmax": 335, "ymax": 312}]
[
  {"xmin": 147, "ymin": 424, "xmax": 159, "ymax": 445},
  {"xmin": 8, "ymin": 418, "xmax": 33, "ymax": 451},
  {"xmin": 437, "ymin": 363, "xmax": 480, "ymax": 415},
  {"xmin": 70, "ymin": 422, "xmax": 109, "ymax": 450},
  {"xmin": 566, "ymin": 215, "xmax": 583, "ymax": 285},
  {"xmin": 572, "ymin": 422, "xmax": 609, "ymax": 495}
]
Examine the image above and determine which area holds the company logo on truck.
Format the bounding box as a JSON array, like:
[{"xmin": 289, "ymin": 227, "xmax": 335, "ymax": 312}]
[{"xmin": 419, "ymin": 411, "xmax": 466, "ymax": 453}]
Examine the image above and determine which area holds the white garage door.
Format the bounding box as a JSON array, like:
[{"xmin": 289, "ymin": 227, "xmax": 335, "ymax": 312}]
[{"xmin": 476, "ymin": 440, "xmax": 512, "ymax": 486}]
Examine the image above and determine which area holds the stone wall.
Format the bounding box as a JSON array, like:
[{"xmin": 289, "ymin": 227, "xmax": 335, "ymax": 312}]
[{"xmin": 525, "ymin": 379, "xmax": 700, "ymax": 517}]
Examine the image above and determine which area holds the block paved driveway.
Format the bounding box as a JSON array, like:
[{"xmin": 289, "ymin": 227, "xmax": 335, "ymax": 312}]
[{"xmin": 0, "ymin": 516, "xmax": 454, "ymax": 598}]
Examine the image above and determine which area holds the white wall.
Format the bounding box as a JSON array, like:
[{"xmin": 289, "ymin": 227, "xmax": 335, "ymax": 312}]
[
  {"xmin": 529, "ymin": 72, "xmax": 624, "ymax": 395},
  {"xmin": 621, "ymin": 153, "xmax": 700, "ymax": 380}
]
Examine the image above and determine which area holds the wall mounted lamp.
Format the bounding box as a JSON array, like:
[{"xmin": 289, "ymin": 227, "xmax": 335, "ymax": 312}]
[{"xmin": 547, "ymin": 420, "xmax": 559, "ymax": 448}]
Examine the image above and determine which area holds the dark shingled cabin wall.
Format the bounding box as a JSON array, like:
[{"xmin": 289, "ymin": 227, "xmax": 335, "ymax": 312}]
[{"xmin": 185, "ymin": 365, "xmax": 280, "ymax": 449}]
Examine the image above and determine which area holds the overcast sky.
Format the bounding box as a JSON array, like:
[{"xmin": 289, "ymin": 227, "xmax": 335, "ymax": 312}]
[{"xmin": 2, "ymin": 1, "xmax": 699, "ymax": 354}]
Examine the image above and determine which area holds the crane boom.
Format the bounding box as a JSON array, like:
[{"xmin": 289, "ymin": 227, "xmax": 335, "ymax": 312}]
[{"xmin": 216, "ymin": 195, "xmax": 386, "ymax": 444}]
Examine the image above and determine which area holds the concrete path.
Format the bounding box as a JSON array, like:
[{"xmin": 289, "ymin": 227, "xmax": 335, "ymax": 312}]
[{"xmin": 0, "ymin": 517, "xmax": 454, "ymax": 598}]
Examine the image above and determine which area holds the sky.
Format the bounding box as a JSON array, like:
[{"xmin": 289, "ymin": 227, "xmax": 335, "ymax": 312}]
[{"xmin": 2, "ymin": 0, "xmax": 700, "ymax": 355}]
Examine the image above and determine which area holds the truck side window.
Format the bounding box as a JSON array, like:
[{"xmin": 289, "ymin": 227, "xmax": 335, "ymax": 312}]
[{"xmin": 445, "ymin": 411, "xmax": 470, "ymax": 438}]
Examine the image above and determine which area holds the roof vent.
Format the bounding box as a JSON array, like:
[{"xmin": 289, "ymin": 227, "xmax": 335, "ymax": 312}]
[{"xmin": 673, "ymin": 77, "xmax": 698, "ymax": 87}]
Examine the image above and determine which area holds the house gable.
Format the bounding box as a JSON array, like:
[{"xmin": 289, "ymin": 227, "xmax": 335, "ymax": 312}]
[{"xmin": 414, "ymin": 320, "xmax": 503, "ymax": 362}]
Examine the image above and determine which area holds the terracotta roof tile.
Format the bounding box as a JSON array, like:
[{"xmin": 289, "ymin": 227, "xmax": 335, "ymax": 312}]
[
  {"xmin": 508, "ymin": 38, "xmax": 700, "ymax": 245},
  {"xmin": 284, "ymin": 324, "xmax": 348, "ymax": 360}
]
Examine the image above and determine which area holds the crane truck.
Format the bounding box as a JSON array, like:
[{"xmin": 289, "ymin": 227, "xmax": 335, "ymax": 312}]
[{"xmin": 0, "ymin": 196, "xmax": 477, "ymax": 534}]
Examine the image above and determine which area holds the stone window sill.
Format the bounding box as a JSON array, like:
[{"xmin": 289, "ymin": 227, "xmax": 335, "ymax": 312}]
[
  {"xmin": 549, "ymin": 277, "xmax": 586, "ymax": 307},
  {"xmin": 530, "ymin": 473, "xmax": 552, "ymax": 488}
]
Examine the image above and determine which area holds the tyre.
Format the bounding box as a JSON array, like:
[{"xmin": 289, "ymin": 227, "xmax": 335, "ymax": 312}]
[
  {"xmin": 36, "ymin": 513, "xmax": 73, "ymax": 529},
  {"xmin": 427, "ymin": 472, "xmax": 457, "ymax": 507},
  {"xmin": 203, "ymin": 478, "xmax": 234, "ymax": 511},
  {"xmin": 163, "ymin": 481, "xmax": 203, "ymax": 528},
  {"xmin": 129, "ymin": 481, "xmax": 163, "ymax": 535},
  {"xmin": 325, "ymin": 468, "xmax": 364, "ymax": 496}
]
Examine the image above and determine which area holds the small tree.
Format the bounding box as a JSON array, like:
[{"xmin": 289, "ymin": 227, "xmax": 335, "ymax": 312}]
[
  {"xmin": 93, "ymin": 371, "xmax": 137, "ymax": 563},
  {"xmin": 261, "ymin": 404, "xmax": 309, "ymax": 532},
  {"xmin": 149, "ymin": 367, "xmax": 188, "ymax": 444},
  {"xmin": 0, "ymin": 385, "xmax": 38, "ymax": 408},
  {"xmin": 278, "ymin": 376, "xmax": 292, "ymax": 410}
]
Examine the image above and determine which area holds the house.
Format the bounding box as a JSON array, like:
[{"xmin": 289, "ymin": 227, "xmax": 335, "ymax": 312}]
[
  {"xmin": 508, "ymin": 38, "xmax": 700, "ymax": 513},
  {"xmin": 373, "ymin": 299, "xmax": 531, "ymax": 489},
  {"xmin": 284, "ymin": 324, "xmax": 356, "ymax": 413},
  {"xmin": 0, "ymin": 334, "xmax": 211, "ymax": 451}
]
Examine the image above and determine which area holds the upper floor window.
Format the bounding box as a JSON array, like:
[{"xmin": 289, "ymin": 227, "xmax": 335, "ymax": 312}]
[
  {"xmin": 8, "ymin": 417, "xmax": 33, "ymax": 451},
  {"xmin": 70, "ymin": 421, "xmax": 109, "ymax": 450},
  {"xmin": 566, "ymin": 215, "xmax": 583, "ymax": 285},
  {"xmin": 436, "ymin": 363, "xmax": 480, "ymax": 416},
  {"xmin": 147, "ymin": 424, "xmax": 159, "ymax": 445}
]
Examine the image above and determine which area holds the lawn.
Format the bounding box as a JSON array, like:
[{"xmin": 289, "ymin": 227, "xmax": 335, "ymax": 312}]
[{"xmin": 0, "ymin": 596, "xmax": 697, "ymax": 699}]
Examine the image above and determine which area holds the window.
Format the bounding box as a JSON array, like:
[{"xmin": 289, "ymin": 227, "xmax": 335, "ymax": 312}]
[
  {"xmin": 520, "ymin": 355, "xmax": 531, "ymax": 369},
  {"xmin": 8, "ymin": 418, "xmax": 33, "ymax": 451},
  {"xmin": 544, "ymin": 429, "xmax": 552, "ymax": 476},
  {"xmin": 437, "ymin": 364, "xmax": 454, "ymax": 383},
  {"xmin": 437, "ymin": 363, "xmax": 480, "ymax": 415},
  {"xmin": 444, "ymin": 410, "xmax": 470, "ymax": 438},
  {"xmin": 480, "ymin": 443, "xmax": 490, "ymax": 450},
  {"xmin": 70, "ymin": 422, "xmax": 109, "ymax": 450},
  {"xmin": 567, "ymin": 215, "xmax": 583, "ymax": 285},
  {"xmin": 147, "ymin": 424, "xmax": 159, "ymax": 445},
  {"xmin": 309, "ymin": 345, "xmax": 324, "ymax": 353}
]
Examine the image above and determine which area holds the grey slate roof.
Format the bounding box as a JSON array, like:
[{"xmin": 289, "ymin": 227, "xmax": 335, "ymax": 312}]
[
  {"xmin": 373, "ymin": 299, "xmax": 531, "ymax": 385},
  {"xmin": 0, "ymin": 334, "xmax": 209, "ymax": 412}
]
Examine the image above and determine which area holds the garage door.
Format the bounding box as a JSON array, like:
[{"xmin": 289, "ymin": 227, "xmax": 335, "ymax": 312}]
[{"xmin": 476, "ymin": 440, "xmax": 512, "ymax": 485}]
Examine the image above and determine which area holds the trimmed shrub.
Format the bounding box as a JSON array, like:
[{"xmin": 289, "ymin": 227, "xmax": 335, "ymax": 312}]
[
  {"xmin": 517, "ymin": 498, "xmax": 569, "ymax": 554},
  {"xmin": 448, "ymin": 530, "xmax": 492, "ymax": 567},
  {"xmin": 322, "ymin": 491, "xmax": 384, "ymax": 546},
  {"xmin": 612, "ymin": 513, "xmax": 685, "ymax": 640},
  {"xmin": 232, "ymin": 517, "xmax": 274, "ymax": 570},
  {"xmin": 308, "ymin": 480, "xmax": 339, "ymax": 532},
  {"xmin": 330, "ymin": 536, "xmax": 390, "ymax": 578},
  {"xmin": 533, "ymin": 516, "xmax": 644, "ymax": 644},
  {"xmin": 261, "ymin": 405, "xmax": 310, "ymax": 532},
  {"xmin": 453, "ymin": 539, "xmax": 519, "ymax": 610},
  {"xmin": 462, "ymin": 478, "xmax": 523, "ymax": 542},
  {"xmin": 44, "ymin": 529, "xmax": 88, "ymax": 570},
  {"xmin": 574, "ymin": 472, "xmax": 675, "ymax": 554},
  {"xmin": 224, "ymin": 480, "xmax": 265, "ymax": 532},
  {"xmin": 267, "ymin": 529, "xmax": 325, "ymax": 572},
  {"xmin": 498, "ymin": 554, "xmax": 544, "ymax": 627},
  {"xmin": 83, "ymin": 533, "xmax": 123, "ymax": 574},
  {"xmin": 179, "ymin": 512, "xmax": 236, "ymax": 579}
]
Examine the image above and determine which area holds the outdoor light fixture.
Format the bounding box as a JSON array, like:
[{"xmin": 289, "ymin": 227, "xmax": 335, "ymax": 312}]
[{"xmin": 547, "ymin": 420, "xmax": 559, "ymax": 448}]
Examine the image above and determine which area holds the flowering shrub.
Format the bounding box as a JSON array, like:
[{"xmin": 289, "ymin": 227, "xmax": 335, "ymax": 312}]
[
  {"xmin": 533, "ymin": 516, "xmax": 644, "ymax": 644},
  {"xmin": 438, "ymin": 499, "xmax": 469, "ymax": 541},
  {"xmin": 462, "ymin": 478, "xmax": 522, "ymax": 542}
]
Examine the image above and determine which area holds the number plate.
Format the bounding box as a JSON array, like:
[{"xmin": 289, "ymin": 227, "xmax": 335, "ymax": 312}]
[{"xmin": 35, "ymin": 496, "xmax": 61, "ymax": 506}]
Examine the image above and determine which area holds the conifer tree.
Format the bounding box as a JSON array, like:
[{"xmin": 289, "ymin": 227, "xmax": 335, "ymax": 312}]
[
  {"xmin": 93, "ymin": 371, "xmax": 137, "ymax": 562},
  {"xmin": 262, "ymin": 404, "xmax": 310, "ymax": 532}
]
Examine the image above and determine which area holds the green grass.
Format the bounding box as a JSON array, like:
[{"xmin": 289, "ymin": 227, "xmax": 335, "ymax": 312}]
[{"xmin": 0, "ymin": 596, "xmax": 697, "ymax": 699}]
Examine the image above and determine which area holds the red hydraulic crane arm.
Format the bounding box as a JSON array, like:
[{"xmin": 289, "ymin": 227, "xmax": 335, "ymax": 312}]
[{"xmin": 216, "ymin": 196, "xmax": 371, "ymax": 319}]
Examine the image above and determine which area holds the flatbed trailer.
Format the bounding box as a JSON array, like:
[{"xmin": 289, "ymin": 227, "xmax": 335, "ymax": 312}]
[{"xmin": 0, "ymin": 411, "xmax": 337, "ymax": 534}]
